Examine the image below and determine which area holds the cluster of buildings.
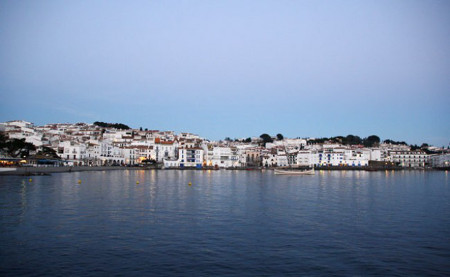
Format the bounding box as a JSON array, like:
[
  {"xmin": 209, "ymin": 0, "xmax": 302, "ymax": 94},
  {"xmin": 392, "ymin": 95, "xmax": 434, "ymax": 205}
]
[{"xmin": 1, "ymin": 120, "xmax": 449, "ymax": 169}]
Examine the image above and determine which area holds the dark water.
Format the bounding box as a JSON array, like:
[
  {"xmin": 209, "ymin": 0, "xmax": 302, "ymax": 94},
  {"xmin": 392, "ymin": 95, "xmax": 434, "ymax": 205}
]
[{"xmin": 1, "ymin": 170, "xmax": 449, "ymax": 276}]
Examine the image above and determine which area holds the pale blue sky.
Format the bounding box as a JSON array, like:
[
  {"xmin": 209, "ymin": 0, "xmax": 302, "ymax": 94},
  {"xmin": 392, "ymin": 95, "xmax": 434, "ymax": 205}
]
[{"xmin": 1, "ymin": 0, "xmax": 449, "ymax": 146}]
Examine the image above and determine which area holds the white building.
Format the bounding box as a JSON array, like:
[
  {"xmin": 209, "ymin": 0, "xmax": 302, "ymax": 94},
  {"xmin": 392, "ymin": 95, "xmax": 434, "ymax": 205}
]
[
  {"xmin": 297, "ymin": 150, "xmax": 318, "ymax": 167},
  {"xmin": 154, "ymin": 139, "xmax": 178, "ymax": 162},
  {"xmin": 178, "ymin": 148, "xmax": 204, "ymax": 168},
  {"xmin": 262, "ymin": 154, "xmax": 277, "ymax": 167},
  {"xmin": 122, "ymin": 147, "xmax": 139, "ymax": 165},
  {"xmin": 58, "ymin": 141, "xmax": 87, "ymax": 164},
  {"xmin": 206, "ymin": 147, "xmax": 240, "ymax": 168},
  {"xmin": 276, "ymin": 155, "xmax": 289, "ymax": 167},
  {"xmin": 389, "ymin": 151, "xmax": 429, "ymax": 168},
  {"xmin": 4, "ymin": 120, "xmax": 34, "ymax": 129},
  {"xmin": 429, "ymin": 154, "xmax": 450, "ymax": 168}
]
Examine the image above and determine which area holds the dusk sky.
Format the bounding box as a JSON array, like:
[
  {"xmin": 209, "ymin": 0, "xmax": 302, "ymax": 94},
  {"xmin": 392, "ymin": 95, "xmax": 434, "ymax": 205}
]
[{"xmin": 1, "ymin": 1, "xmax": 449, "ymax": 146}]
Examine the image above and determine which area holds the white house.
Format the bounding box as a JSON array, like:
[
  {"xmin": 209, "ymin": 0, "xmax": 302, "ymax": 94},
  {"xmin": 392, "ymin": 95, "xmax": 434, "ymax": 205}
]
[
  {"xmin": 154, "ymin": 139, "xmax": 178, "ymax": 162},
  {"xmin": 206, "ymin": 147, "xmax": 240, "ymax": 168},
  {"xmin": 58, "ymin": 141, "xmax": 87, "ymax": 164},
  {"xmin": 178, "ymin": 148, "xmax": 204, "ymax": 168}
]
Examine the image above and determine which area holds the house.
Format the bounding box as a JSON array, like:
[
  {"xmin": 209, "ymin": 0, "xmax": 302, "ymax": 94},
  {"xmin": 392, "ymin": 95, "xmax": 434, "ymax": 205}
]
[{"xmin": 178, "ymin": 148, "xmax": 204, "ymax": 168}]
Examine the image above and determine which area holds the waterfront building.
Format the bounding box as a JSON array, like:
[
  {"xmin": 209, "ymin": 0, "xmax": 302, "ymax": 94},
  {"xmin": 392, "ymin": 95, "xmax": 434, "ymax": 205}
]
[
  {"xmin": 318, "ymin": 148, "xmax": 345, "ymax": 166},
  {"xmin": 163, "ymin": 158, "xmax": 180, "ymax": 168},
  {"xmin": 388, "ymin": 151, "xmax": 429, "ymax": 168},
  {"xmin": 297, "ymin": 150, "xmax": 317, "ymax": 167},
  {"xmin": 343, "ymin": 148, "xmax": 369, "ymax": 167},
  {"xmin": 57, "ymin": 141, "xmax": 87, "ymax": 165},
  {"xmin": 178, "ymin": 148, "xmax": 204, "ymax": 168},
  {"xmin": 122, "ymin": 147, "xmax": 139, "ymax": 165},
  {"xmin": 262, "ymin": 153, "xmax": 277, "ymax": 167},
  {"xmin": 154, "ymin": 138, "xmax": 178, "ymax": 162},
  {"xmin": 84, "ymin": 143, "xmax": 102, "ymax": 166},
  {"xmin": 276, "ymin": 154, "xmax": 289, "ymax": 167},
  {"xmin": 206, "ymin": 147, "xmax": 240, "ymax": 168},
  {"xmin": 240, "ymin": 149, "xmax": 262, "ymax": 167},
  {"xmin": 429, "ymin": 154, "xmax": 450, "ymax": 168}
]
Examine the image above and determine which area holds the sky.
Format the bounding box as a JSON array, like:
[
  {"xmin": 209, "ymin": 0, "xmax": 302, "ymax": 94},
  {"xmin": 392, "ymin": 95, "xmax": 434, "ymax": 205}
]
[{"xmin": 0, "ymin": 0, "xmax": 449, "ymax": 146}]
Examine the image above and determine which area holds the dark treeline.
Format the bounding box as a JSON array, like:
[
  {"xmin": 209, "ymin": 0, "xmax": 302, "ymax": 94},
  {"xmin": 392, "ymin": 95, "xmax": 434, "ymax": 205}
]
[
  {"xmin": 93, "ymin": 121, "xmax": 130, "ymax": 130},
  {"xmin": 306, "ymin": 135, "xmax": 438, "ymax": 150},
  {"xmin": 383, "ymin": 139, "xmax": 407, "ymax": 145},
  {"xmin": 308, "ymin": 135, "xmax": 381, "ymax": 147}
]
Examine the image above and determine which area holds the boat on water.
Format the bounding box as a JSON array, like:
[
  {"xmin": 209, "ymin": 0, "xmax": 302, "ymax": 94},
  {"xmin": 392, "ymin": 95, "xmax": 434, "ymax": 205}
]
[
  {"xmin": 0, "ymin": 168, "xmax": 17, "ymax": 173},
  {"xmin": 274, "ymin": 168, "xmax": 315, "ymax": 175}
]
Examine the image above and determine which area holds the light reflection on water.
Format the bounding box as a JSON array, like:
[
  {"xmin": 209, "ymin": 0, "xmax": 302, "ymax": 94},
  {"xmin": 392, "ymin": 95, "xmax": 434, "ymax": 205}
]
[{"xmin": 0, "ymin": 170, "xmax": 449, "ymax": 276}]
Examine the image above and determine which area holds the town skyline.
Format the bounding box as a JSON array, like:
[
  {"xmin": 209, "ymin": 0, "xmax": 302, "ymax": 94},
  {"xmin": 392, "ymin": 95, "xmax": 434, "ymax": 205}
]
[
  {"xmin": 1, "ymin": 119, "xmax": 447, "ymax": 149},
  {"xmin": 1, "ymin": 1, "xmax": 449, "ymax": 146},
  {"xmin": 2, "ymin": 119, "xmax": 448, "ymax": 170}
]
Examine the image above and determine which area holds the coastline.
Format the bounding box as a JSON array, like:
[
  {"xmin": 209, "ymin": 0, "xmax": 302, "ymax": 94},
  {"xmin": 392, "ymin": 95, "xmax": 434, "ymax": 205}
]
[
  {"xmin": 0, "ymin": 165, "xmax": 445, "ymax": 176},
  {"xmin": 0, "ymin": 166, "xmax": 146, "ymax": 176}
]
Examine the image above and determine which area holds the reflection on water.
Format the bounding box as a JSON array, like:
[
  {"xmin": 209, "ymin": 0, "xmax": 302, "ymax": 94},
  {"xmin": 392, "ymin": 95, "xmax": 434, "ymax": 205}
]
[{"xmin": 0, "ymin": 170, "xmax": 449, "ymax": 276}]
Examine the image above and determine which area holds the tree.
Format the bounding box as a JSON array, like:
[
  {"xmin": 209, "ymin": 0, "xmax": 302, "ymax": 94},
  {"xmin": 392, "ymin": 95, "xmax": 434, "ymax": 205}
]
[
  {"xmin": 244, "ymin": 137, "xmax": 252, "ymax": 143},
  {"xmin": 93, "ymin": 121, "xmax": 130, "ymax": 130},
  {"xmin": 410, "ymin": 144, "xmax": 420, "ymax": 151},
  {"xmin": 384, "ymin": 139, "xmax": 407, "ymax": 145},
  {"xmin": 0, "ymin": 132, "xmax": 7, "ymax": 149},
  {"xmin": 37, "ymin": 146, "xmax": 60, "ymax": 159},
  {"xmin": 260, "ymin": 134, "xmax": 273, "ymax": 145},
  {"xmin": 363, "ymin": 135, "xmax": 380, "ymax": 147},
  {"xmin": 307, "ymin": 137, "xmax": 328, "ymax": 144},
  {"xmin": 276, "ymin": 133, "xmax": 284, "ymax": 140},
  {"xmin": 343, "ymin": 135, "xmax": 362, "ymax": 145},
  {"xmin": 3, "ymin": 138, "xmax": 36, "ymax": 158}
]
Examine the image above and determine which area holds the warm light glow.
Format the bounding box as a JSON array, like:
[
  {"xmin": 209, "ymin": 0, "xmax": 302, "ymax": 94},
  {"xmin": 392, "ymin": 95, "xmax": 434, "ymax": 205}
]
[{"xmin": 138, "ymin": 157, "xmax": 147, "ymax": 162}]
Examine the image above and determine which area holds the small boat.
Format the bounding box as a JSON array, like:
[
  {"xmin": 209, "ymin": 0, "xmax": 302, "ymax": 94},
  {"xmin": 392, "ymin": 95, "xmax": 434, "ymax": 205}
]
[
  {"xmin": 274, "ymin": 168, "xmax": 315, "ymax": 175},
  {"xmin": 0, "ymin": 168, "xmax": 17, "ymax": 173}
]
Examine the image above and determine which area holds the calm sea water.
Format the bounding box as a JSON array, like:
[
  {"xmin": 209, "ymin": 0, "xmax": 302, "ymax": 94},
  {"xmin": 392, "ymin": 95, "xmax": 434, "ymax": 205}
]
[{"xmin": 1, "ymin": 170, "xmax": 449, "ymax": 276}]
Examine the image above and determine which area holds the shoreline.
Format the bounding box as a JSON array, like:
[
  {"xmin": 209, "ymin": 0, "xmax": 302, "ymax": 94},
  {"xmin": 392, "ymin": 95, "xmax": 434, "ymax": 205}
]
[
  {"xmin": 0, "ymin": 165, "xmax": 445, "ymax": 176},
  {"xmin": 0, "ymin": 166, "xmax": 145, "ymax": 176}
]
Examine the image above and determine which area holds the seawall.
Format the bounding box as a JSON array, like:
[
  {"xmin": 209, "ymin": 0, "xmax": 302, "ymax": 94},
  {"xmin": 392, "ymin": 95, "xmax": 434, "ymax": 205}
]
[{"xmin": 0, "ymin": 166, "xmax": 147, "ymax": 176}]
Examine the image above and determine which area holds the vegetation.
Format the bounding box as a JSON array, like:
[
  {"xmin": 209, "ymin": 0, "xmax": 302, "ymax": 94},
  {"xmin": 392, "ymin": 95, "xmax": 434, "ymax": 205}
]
[
  {"xmin": 93, "ymin": 121, "xmax": 130, "ymax": 130},
  {"xmin": 307, "ymin": 137, "xmax": 330, "ymax": 144},
  {"xmin": 383, "ymin": 139, "xmax": 407, "ymax": 145},
  {"xmin": 410, "ymin": 143, "xmax": 438, "ymax": 154},
  {"xmin": 0, "ymin": 133, "xmax": 36, "ymax": 158},
  {"xmin": 410, "ymin": 144, "xmax": 421, "ymax": 151},
  {"xmin": 0, "ymin": 132, "xmax": 7, "ymax": 149},
  {"xmin": 37, "ymin": 146, "xmax": 60, "ymax": 159},
  {"xmin": 259, "ymin": 134, "xmax": 273, "ymax": 146},
  {"xmin": 363, "ymin": 135, "xmax": 380, "ymax": 147},
  {"xmin": 276, "ymin": 133, "xmax": 284, "ymax": 140},
  {"xmin": 308, "ymin": 134, "xmax": 380, "ymax": 147}
]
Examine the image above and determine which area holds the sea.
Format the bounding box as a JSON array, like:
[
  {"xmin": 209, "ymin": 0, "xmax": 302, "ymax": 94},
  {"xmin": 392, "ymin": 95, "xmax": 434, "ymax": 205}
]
[{"xmin": 1, "ymin": 169, "xmax": 449, "ymax": 276}]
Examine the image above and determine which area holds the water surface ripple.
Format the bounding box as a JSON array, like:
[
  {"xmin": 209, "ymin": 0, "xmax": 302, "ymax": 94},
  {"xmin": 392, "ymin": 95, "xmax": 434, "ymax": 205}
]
[{"xmin": 1, "ymin": 170, "xmax": 449, "ymax": 276}]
